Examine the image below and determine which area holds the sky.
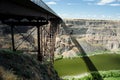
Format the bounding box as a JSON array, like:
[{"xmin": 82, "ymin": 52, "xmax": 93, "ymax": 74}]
[{"xmin": 42, "ymin": 0, "xmax": 120, "ymax": 20}]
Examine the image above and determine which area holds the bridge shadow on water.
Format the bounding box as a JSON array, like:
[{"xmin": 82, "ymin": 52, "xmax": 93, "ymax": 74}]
[{"xmin": 71, "ymin": 37, "xmax": 103, "ymax": 80}]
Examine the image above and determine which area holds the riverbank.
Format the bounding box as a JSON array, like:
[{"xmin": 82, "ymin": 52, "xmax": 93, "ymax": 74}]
[
  {"xmin": 54, "ymin": 54, "xmax": 120, "ymax": 79},
  {"xmin": 62, "ymin": 70, "xmax": 120, "ymax": 80}
]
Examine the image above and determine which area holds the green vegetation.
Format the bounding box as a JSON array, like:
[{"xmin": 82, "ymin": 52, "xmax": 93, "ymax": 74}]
[
  {"xmin": 0, "ymin": 49, "xmax": 60, "ymax": 80},
  {"xmin": 87, "ymin": 50, "xmax": 120, "ymax": 56},
  {"xmin": 63, "ymin": 71, "xmax": 120, "ymax": 80},
  {"xmin": 54, "ymin": 57, "xmax": 87, "ymax": 76},
  {"xmin": 54, "ymin": 54, "xmax": 120, "ymax": 78},
  {"xmin": 54, "ymin": 55, "xmax": 63, "ymax": 61}
]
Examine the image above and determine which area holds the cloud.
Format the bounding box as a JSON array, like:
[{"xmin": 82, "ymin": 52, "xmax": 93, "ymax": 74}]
[
  {"xmin": 67, "ymin": 3, "xmax": 72, "ymax": 5},
  {"xmin": 46, "ymin": 1, "xmax": 57, "ymax": 5},
  {"xmin": 67, "ymin": 3, "xmax": 80, "ymax": 5},
  {"xmin": 97, "ymin": 0, "xmax": 116, "ymax": 5},
  {"xmin": 96, "ymin": 0, "xmax": 120, "ymax": 6},
  {"xmin": 109, "ymin": 3, "xmax": 120, "ymax": 6}
]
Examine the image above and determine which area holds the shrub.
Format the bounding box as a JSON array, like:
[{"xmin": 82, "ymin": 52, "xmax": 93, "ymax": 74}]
[{"xmin": 0, "ymin": 67, "xmax": 19, "ymax": 80}]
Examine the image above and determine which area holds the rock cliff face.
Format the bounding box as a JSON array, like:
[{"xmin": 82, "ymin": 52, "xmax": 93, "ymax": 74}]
[
  {"xmin": 54, "ymin": 34, "xmax": 80, "ymax": 58},
  {"xmin": 63, "ymin": 19, "xmax": 120, "ymax": 51}
]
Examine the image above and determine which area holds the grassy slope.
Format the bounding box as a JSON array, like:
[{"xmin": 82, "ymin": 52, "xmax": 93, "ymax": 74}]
[
  {"xmin": 104, "ymin": 77, "xmax": 120, "ymax": 80},
  {"xmin": 54, "ymin": 54, "xmax": 120, "ymax": 77},
  {"xmin": 0, "ymin": 50, "xmax": 60, "ymax": 80}
]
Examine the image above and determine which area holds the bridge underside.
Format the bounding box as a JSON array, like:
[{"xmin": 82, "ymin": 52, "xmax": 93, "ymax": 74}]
[{"xmin": 0, "ymin": 0, "xmax": 61, "ymax": 62}]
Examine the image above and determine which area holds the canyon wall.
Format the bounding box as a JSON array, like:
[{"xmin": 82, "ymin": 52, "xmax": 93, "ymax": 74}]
[{"xmin": 63, "ymin": 19, "xmax": 120, "ymax": 51}]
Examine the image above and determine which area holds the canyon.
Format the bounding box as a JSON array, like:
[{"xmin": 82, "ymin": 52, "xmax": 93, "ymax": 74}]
[
  {"xmin": 0, "ymin": 19, "xmax": 120, "ymax": 58},
  {"xmin": 55, "ymin": 19, "xmax": 120, "ymax": 58}
]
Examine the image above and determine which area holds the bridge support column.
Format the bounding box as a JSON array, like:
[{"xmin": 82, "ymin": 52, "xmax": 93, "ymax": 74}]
[
  {"xmin": 49, "ymin": 19, "xmax": 59, "ymax": 63},
  {"xmin": 11, "ymin": 26, "xmax": 16, "ymax": 51},
  {"xmin": 37, "ymin": 26, "xmax": 42, "ymax": 61}
]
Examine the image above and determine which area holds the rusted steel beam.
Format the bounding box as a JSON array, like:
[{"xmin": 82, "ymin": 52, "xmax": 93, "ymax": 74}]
[
  {"xmin": 48, "ymin": 19, "xmax": 60, "ymax": 63},
  {"xmin": 37, "ymin": 26, "xmax": 42, "ymax": 61},
  {"xmin": 14, "ymin": 27, "xmax": 36, "ymax": 50},
  {"xmin": 43, "ymin": 27, "xmax": 45, "ymax": 57},
  {"xmin": 3, "ymin": 22, "xmax": 48, "ymax": 26},
  {"xmin": 11, "ymin": 26, "xmax": 16, "ymax": 51}
]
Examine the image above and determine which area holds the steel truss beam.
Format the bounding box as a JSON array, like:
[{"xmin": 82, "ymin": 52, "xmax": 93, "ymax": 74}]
[
  {"xmin": 0, "ymin": 0, "xmax": 61, "ymax": 63},
  {"xmin": 38, "ymin": 19, "xmax": 59, "ymax": 63},
  {"xmin": 1, "ymin": 18, "xmax": 60, "ymax": 63}
]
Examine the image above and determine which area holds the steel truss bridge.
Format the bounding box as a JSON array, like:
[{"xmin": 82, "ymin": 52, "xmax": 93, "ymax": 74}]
[{"xmin": 0, "ymin": 0, "xmax": 62, "ymax": 62}]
